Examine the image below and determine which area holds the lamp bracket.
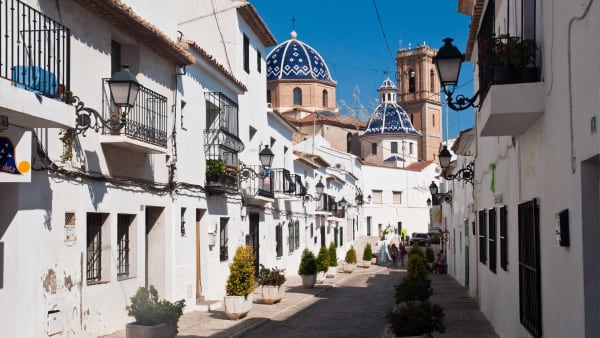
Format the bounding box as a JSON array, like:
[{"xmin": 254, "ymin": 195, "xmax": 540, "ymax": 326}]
[
  {"xmin": 443, "ymin": 161, "xmax": 475, "ymax": 186},
  {"xmin": 445, "ymin": 89, "xmax": 480, "ymax": 112},
  {"xmin": 72, "ymin": 96, "xmax": 126, "ymax": 136},
  {"xmin": 238, "ymin": 161, "xmax": 268, "ymax": 181}
]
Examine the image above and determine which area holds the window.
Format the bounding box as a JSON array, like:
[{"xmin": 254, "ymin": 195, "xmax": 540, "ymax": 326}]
[
  {"xmin": 295, "ymin": 220, "xmax": 300, "ymax": 250},
  {"xmin": 310, "ymin": 222, "xmax": 314, "ymax": 238},
  {"xmin": 488, "ymin": 208, "xmax": 497, "ymax": 273},
  {"xmin": 219, "ymin": 218, "xmax": 228, "ymax": 261},
  {"xmin": 287, "ymin": 220, "xmax": 299, "ymax": 253},
  {"xmin": 391, "ymin": 142, "xmax": 398, "ymax": 154},
  {"xmin": 111, "ymin": 40, "xmax": 121, "ymax": 75},
  {"xmin": 409, "ymin": 70, "xmax": 416, "ymax": 92},
  {"xmin": 334, "ymin": 227, "xmax": 339, "ymax": 247},
  {"xmin": 409, "ymin": 143, "xmax": 414, "ymax": 155},
  {"xmin": 266, "ymin": 89, "xmax": 271, "ymax": 103},
  {"xmin": 430, "ymin": 69, "xmax": 435, "ymax": 92},
  {"xmin": 117, "ymin": 214, "xmax": 135, "ymax": 278},
  {"xmin": 367, "ymin": 216, "xmax": 372, "ymax": 236},
  {"xmin": 322, "ymin": 89, "xmax": 328, "ymax": 107},
  {"xmin": 410, "ymin": 113, "xmax": 414, "ymax": 124},
  {"xmin": 518, "ymin": 199, "xmax": 541, "ymax": 338},
  {"xmin": 478, "ymin": 209, "xmax": 487, "ymax": 264},
  {"xmin": 87, "ymin": 213, "xmax": 109, "ymax": 283},
  {"xmin": 500, "ymin": 206, "xmax": 508, "ymax": 271},
  {"xmin": 340, "ymin": 227, "xmax": 344, "ymax": 246},
  {"xmin": 372, "ymin": 190, "xmax": 383, "ymax": 204},
  {"xmin": 371, "ymin": 143, "xmax": 377, "ymax": 155},
  {"xmin": 433, "ymin": 114, "xmax": 435, "ymax": 127},
  {"xmin": 257, "ymin": 50, "xmax": 261, "ymax": 73},
  {"xmin": 393, "ymin": 191, "xmax": 402, "ymax": 204},
  {"xmin": 347, "ymin": 133, "xmax": 353, "ymax": 153},
  {"xmin": 276, "ymin": 223, "xmax": 283, "ymax": 257},
  {"xmin": 243, "ymin": 34, "xmax": 250, "ymax": 73},
  {"xmin": 293, "ymin": 87, "xmax": 302, "ymax": 105}
]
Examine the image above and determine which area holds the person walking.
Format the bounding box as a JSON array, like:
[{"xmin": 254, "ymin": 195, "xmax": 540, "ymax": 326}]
[
  {"xmin": 399, "ymin": 242, "xmax": 407, "ymax": 267},
  {"xmin": 389, "ymin": 243, "xmax": 399, "ymax": 267}
]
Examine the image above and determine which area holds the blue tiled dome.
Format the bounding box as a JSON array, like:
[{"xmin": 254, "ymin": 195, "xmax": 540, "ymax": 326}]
[
  {"xmin": 363, "ymin": 78, "xmax": 420, "ymax": 136},
  {"xmin": 266, "ymin": 31, "xmax": 334, "ymax": 83}
]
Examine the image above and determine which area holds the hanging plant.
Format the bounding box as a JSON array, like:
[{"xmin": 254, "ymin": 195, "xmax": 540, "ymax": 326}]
[{"xmin": 59, "ymin": 128, "xmax": 76, "ymax": 162}]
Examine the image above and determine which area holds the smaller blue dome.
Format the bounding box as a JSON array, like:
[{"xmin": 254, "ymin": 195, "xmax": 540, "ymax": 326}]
[
  {"xmin": 363, "ymin": 103, "xmax": 421, "ymax": 136},
  {"xmin": 378, "ymin": 78, "xmax": 397, "ymax": 91}
]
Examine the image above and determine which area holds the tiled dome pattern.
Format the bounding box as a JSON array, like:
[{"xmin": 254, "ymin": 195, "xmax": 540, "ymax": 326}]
[
  {"xmin": 266, "ymin": 31, "xmax": 334, "ymax": 82},
  {"xmin": 363, "ymin": 103, "xmax": 421, "ymax": 136}
]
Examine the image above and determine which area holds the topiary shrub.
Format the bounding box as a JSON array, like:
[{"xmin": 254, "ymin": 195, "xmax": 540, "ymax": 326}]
[
  {"xmin": 225, "ymin": 245, "xmax": 255, "ymax": 298},
  {"xmin": 316, "ymin": 246, "xmax": 330, "ymax": 272},
  {"xmin": 394, "ymin": 279, "xmax": 433, "ymax": 303},
  {"xmin": 406, "ymin": 253, "xmax": 429, "ymax": 281},
  {"xmin": 408, "ymin": 244, "xmax": 424, "ymax": 258},
  {"xmin": 345, "ymin": 246, "xmax": 357, "ymax": 264},
  {"xmin": 386, "ymin": 301, "xmax": 445, "ymax": 337},
  {"xmin": 126, "ymin": 285, "xmax": 185, "ymax": 327},
  {"xmin": 328, "ymin": 242, "xmax": 338, "ymax": 267},
  {"xmin": 258, "ymin": 265, "xmax": 286, "ymax": 287},
  {"xmin": 362, "ymin": 243, "xmax": 373, "ymax": 261},
  {"xmin": 298, "ymin": 248, "xmax": 317, "ymax": 275},
  {"xmin": 425, "ymin": 247, "xmax": 435, "ymax": 263}
]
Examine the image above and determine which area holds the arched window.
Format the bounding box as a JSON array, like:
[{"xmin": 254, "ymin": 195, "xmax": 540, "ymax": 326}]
[
  {"xmin": 293, "ymin": 87, "xmax": 302, "ymax": 105},
  {"xmin": 266, "ymin": 89, "xmax": 271, "ymax": 103},
  {"xmin": 387, "ymin": 93, "xmax": 391, "ymax": 101},
  {"xmin": 346, "ymin": 133, "xmax": 353, "ymax": 153},
  {"xmin": 409, "ymin": 70, "xmax": 416, "ymax": 93},
  {"xmin": 410, "ymin": 113, "xmax": 414, "ymax": 124},
  {"xmin": 322, "ymin": 90, "xmax": 328, "ymax": 107},
  {"xmin": 430, "ymin": 70, "xmax": 435, "ymax": 93}
]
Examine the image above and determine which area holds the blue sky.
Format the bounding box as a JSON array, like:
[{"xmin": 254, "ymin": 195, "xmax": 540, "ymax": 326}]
[{"xmin": 251, "ymin": 0, "xmax": 475, "ymax": 139}]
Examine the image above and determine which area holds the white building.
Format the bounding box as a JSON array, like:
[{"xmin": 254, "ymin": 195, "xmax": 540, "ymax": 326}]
[{"xmin": 446, "ymin": 0, "xmax": 600, "ymax": 337}]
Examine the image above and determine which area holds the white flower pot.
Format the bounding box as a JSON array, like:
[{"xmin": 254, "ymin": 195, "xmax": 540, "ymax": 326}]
[
  {"xmin": 301, "ymin": 274, "xmax": 316, "ymax": 288},
  {"xmin": 363, "ymin": 260, "xmax": 372, "ymax": 268},
  {"xmin": 343, "ymin": 263, "xmax": 356, "ymax": 273},
  {"xmin": 261, "ymin": 285, "xmax": 285, "ymax": 304},
  {"xmin": 126, "ymin": 322, "xmax": 177, "ymax": 338},
  {"xmin": 326, "ymin": 266, "xmax": 337, "ymax": 278},
  {"xmin": 316, "ymin": 271, "xmax": 327, "ymax": 283},
  {"xmin": 224, "ymin": 294, "xmax": 253, "ymax": 320}
]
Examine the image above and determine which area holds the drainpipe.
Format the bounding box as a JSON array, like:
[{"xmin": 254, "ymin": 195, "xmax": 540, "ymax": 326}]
[{"xmin": 568, "ymin": 0, "xmax": 595, "ymax": 173}]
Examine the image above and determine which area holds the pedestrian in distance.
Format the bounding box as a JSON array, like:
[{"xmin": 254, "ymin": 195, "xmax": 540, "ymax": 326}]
[
  {"xmin": 389, "ymin": 243, "xmax": 399, "ymax": 267},
  {"xmin": 399, "ymin": 242, "xmax": 407, "ymax": 267}
]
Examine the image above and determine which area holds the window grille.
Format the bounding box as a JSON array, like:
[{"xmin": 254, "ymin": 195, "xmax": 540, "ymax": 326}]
[
  {"xmin": 519, "ymin": 199, "xmax": 542, "ymax": 338},
  {"xmin": 478, "ymin": 209, "xmax": 487, "ymax": 264},
  {"xmin": 500, "ymin": 206, "xmax": 508, "ymax": 271},
  {"xmin": 219, "ymin": 218, "xmax": 228, "ymax": 261},
  {"xmin": 489, "ymin": 208, "xmax": 497, "ymax": 273},
  {"xmin": 86, "ymin": 213, "xmax": 103, "ymax": 282},
  {"xmin": 117, "ymin": 214, "xmax": 132, "ymax": 277},
  {"xmin": 276, "ymin": 224, "xmax": 283, "ymax": 257}
]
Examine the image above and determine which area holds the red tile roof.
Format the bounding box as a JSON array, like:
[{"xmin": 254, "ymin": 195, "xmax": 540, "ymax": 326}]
[{"xmin": 185, "ymin": 40, "xmax": 247, "ymax": 92}]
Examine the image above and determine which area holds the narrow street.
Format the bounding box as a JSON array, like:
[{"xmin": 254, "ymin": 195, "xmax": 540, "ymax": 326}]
[{"xmin": 238, "ymin": 266, "xmax": 403, "ymax": 338}]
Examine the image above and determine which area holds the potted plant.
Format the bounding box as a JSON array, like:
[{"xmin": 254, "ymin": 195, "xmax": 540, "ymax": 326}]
[
  {"xmin": 125, "ymin": 285, "xmax": 185, "ymax": 338},
  {"xmin": 326, "ymin": 242, "xmax": 338, "ymax": 278},
  {"xmin": 298, "ymin": 248, "xmax": 318, "ymax": 288},
  {"xmin": 224, "ymin": 245, "xmax": 255, "ymax": 320},
  {"xmin": 206, "ymin": 159, "xmax": 226, "ymax": 183},
  {"xmin": 258, "ymin": 265, "xmax": 286, "ymax": 304},
  {"xmin": 316, "ymin": 246, "xmax": 330, "ymax": 283},
  {"xmin": 343, "ymin": 246, "xmax": 357, "ymax": 273},
  {"xmin": 355, "ymin": 193, "xmax": 364, "ymax": 206},
  {"xmin": 386, "ymin": 301, "xmax": 445, "ymax": 337},
  {"xmin": 362, "ymin": 243, "xmax": 373, "ymax": 268},
  {"xmin": 491, "ymin": 34, "xmax": 538, "ymax": 83}
]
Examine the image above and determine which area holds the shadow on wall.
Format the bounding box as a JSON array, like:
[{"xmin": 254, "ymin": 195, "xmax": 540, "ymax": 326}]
[{"xmin": 84, "ymin": 150, "xmax": 107, "ymax": 209}]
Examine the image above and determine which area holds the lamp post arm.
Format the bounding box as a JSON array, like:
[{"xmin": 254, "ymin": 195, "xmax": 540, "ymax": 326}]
[
  {"xmin": 443, "ymin": 161, "xmax": 475, "ymax": 186},
  {"xmin": 445, "ymin": 90, "xmax": 480, "ymax": 112},
  {"xmin": 73, "ymin": 96, "xmax": 126, "ymax": 136}
]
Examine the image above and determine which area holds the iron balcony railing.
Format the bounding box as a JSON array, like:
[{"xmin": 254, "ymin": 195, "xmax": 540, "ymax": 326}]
[
  {"xmin": 1, "ymin": 0, "xmax": 70, "ymax": 99},
  {"xmin": 317, "ymin": 193, "xmax": 337, "ymax": 214},
  {"xmin": 241, "ymin": 164, "xmax": 273, "ymax": 199},
  {"xmin": 102, "ymin": 79, "xmax": 168, "ymax": 147},
  {"xmin": 271, "ymin": 168, "xmax": 306, "ymax": 197}
]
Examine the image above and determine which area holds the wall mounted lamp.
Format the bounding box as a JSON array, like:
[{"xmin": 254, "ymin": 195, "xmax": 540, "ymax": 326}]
[
  {"xmin": 73, "ymin": 66, "xmax": 140, "ymax": 135},
  {"xmin": 438, "ymin": 146, "xmax": 474, "ymax": 186},
  {"xmin": 239, "ymin": 145, "xmax": 275, "ymax": 180},
  {"xmin": 303, "ymin": 177, "xmax": 324, "ymax": 204},
  {"xmin": 367, "ymin": 194, "xmax": 372, "ymax": 204},
  {"xmin": 429, "ymin": 181, "xmax": 453, "ymax": 205},
  {"xmin": 338, "ymin": 197, "xmax": 347, "ymax": 210},
  {"xmin": 433, "ymin": 38, "xmax": 479, "ymax": 111}
]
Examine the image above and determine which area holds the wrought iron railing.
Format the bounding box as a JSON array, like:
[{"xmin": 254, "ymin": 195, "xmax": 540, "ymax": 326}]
[
  {"xmin": 102, "ymin": 79, "xmax": 167, "ymax": 147},
  {"xmin": 272, "ymin": 168, "xmax": 305, "ymax": 197},
  {"xmin": 240, "ymin": 164, "xmax": 273, "ymax": 198},
  {"xmin": 1, "ymin": 0, "xmax": 70, "ymax": 99},
  {"xmin": 317, "ymin": 193, "xmax": 337, "ymax": 214}
]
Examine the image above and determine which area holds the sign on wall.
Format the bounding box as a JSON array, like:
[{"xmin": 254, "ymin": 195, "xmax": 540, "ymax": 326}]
[
  {"xmin": 0, "ymin": 130, "xmax": 31, "ymax": 182},
  {"xmin": 431, "ymin": 205, "xmax": 442, "ymax": 229}
]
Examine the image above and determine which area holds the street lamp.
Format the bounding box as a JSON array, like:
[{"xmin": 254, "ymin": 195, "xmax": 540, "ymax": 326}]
[
  {"xmin": 433, "ymin": 38, "xmax": 479, "ymax": 111},
  {"xmin": 73, "ymin": 65, "xmax": 140, "ymax": 135},
  {"xmin": 338, "ymin": 197, "xmax": 347, "ymax": 210},
  {"xmin": 367, "ymin": 194, "xmax": 372, "ymax": 204},
  {"xmin": 438, "ymin": 145, "xmax": 475, "ymax": 186},
  {"xmin": 303, "ymin": 177, "xmax": 325, "ymax": 204},
  {"xmin": 258, "ymin": 145, "xmax": 275, "ymax": 168}
]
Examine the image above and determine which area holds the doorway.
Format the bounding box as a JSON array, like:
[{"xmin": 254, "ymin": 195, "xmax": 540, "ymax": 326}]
[
  {"xmin": 195, "ymin": 209, "xmax": 206, "ymax": 303},
  {"xmin": 249, "ymin": 213, "xmax": 260, "ymax": 277},
  {"xmin": 145, "ymin": 206, "xmax": 165, "ymax": 296},
  {"xmin": 581, "ymin": 155, "xmax": 599, "ymax": 337}
]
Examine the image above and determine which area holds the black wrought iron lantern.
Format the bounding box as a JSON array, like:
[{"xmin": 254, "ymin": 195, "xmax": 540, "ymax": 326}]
[
  {"xmin": 107, "ymin": 66, "xmax": 140, "ymax": 108},
  {"xmin": 258, "ymin": 145, "xmax": 275, "ymax": 168}
]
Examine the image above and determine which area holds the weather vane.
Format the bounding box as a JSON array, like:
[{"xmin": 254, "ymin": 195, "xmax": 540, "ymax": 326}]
[{"xmin": 292, "ymin": 17, "xmax": 296, "ymax": 31}]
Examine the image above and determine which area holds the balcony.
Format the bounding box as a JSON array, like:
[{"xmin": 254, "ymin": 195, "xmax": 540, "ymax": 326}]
[
  {"xmin": 477, "ymin": 35, "xmax": 544, "ymax": 136},
  {"xmin": 240, "ymin": 164, "xmax": 274, "ymax": 205},
  {"xmin": 315, "ymin": 193, "xmax": 337, "ymax": 216},
  {"xmin": 272, "ymin": 168, "xmax": 305, "ymax": 200},
  {"xmin": 0, "ymin": 0, "xmax": 73, "ymax": 128},
  {"xmin": 205, "ymin": 159, "xmax": 239, "ymax": 195},
  {"xmin": 99, "ymin": 80, "xmax": 168, "ymax": 153}
]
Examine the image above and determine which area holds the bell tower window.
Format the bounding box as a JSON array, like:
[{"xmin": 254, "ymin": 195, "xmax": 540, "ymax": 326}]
[
  {"xmin": 293, "ymin": 87, "xmax": 302, "ymax": 105},
  {"xmin": 409, "ymin": 70, "xmax": 416, "ymax": 93}
]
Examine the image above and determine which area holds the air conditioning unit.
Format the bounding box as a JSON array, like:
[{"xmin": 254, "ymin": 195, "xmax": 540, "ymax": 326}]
[{"xmin": 334, "ymin": 163, "xmax": 345, "ymax": 170}]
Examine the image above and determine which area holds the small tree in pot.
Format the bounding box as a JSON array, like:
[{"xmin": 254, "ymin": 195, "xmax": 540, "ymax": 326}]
[
  {"xmin": 326, "ymin": 241, "xmax": 338, "ymax": 278},
  {"xmin": 125, "ymin": 285, "xmax": 185, "ymax": 338},
  {"xmin": 362, "ymin": 243, "xmax": 373, "ymax": 268},
  {"xmin": 386, "ymin": 301, "xmax": 445, "ymax": 337},
  {"xmin": 316, "ymin": 246, "xmax": 330, "ymax": 283},
  {"xmin": 298, "ymin": 248, "xmax": 318, "ymax": 288},
  {"xmin": 224, "ymin": 245, "xmax": 255, "ymax": 320},
  {"xmin": 343, "ymin": 246, "xmax": 357, "ymax": 273},
  {"xmin": 258, "ymin": 265, "xmax": 286, "ymax": 304}
]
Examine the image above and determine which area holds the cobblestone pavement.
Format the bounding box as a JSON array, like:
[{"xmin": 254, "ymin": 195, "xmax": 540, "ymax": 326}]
[{"xmin": 101, "ymin": 263, "xmax": 498, "ymax": 338}]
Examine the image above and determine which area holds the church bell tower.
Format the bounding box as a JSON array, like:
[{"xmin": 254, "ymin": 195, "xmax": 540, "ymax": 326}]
[{"xmin": 396, "ymin": 45, "xmax": 442, "ymax": 162}]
